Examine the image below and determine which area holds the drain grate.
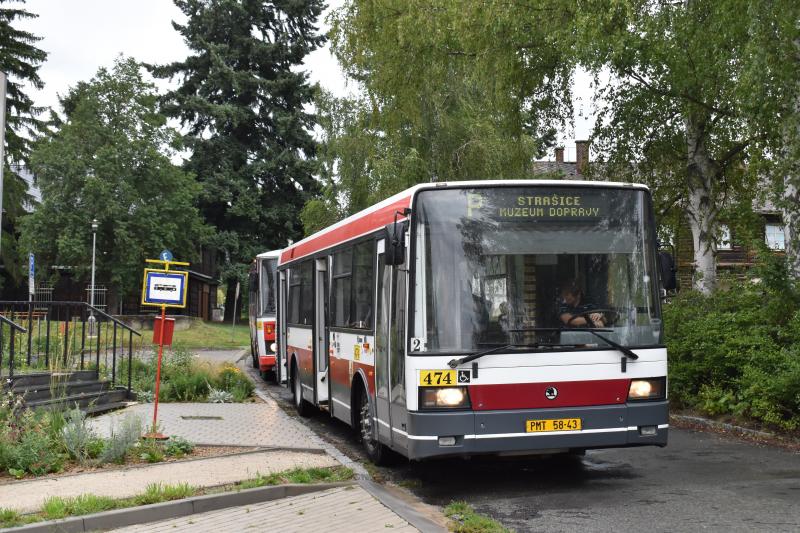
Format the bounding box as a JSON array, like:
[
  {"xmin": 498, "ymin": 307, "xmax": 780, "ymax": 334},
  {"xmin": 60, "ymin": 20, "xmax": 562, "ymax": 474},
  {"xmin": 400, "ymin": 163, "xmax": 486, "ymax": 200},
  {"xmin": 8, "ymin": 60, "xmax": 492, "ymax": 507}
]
[{"xmin": 180, "ymin": 415, "xmax": 223, "ymax": 420}]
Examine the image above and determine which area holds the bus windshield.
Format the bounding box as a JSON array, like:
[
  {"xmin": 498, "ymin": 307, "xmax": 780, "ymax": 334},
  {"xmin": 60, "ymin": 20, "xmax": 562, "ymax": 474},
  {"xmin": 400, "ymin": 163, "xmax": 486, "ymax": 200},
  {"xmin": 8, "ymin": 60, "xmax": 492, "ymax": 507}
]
[
  {"xmin": 411, "ymin": 186, "xmax": 662, "ymax": 354},
  {"xmin": 260, "ymin": 258, "xmax": 277, "ymax": 316}
]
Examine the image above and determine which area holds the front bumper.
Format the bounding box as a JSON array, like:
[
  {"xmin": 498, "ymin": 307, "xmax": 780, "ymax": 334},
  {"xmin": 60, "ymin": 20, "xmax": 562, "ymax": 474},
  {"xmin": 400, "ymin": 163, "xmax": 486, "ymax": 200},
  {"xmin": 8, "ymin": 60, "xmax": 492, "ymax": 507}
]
[
  {"xmin": 259, "ymin": 354, "xmax": 276, "ymax": 371},
  {"xmin": 404, "ymin": 401, "xmax": 668, "ymax": 459}
]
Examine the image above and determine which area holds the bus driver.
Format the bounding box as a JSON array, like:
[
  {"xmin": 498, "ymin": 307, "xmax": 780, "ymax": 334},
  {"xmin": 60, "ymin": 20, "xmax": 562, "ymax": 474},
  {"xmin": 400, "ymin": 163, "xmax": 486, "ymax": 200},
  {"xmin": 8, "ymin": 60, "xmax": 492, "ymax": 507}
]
[{"xmin": 558, "ymin": 281, "xmax": 606, "ymax": 328}]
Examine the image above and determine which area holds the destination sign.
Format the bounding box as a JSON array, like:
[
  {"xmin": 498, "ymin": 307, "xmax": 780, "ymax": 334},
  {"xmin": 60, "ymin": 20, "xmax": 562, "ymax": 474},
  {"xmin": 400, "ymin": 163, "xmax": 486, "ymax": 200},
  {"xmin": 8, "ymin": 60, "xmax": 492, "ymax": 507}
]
[{"xmin": 466, "ymin": 190, "xmax": 606, "ymax": 220}]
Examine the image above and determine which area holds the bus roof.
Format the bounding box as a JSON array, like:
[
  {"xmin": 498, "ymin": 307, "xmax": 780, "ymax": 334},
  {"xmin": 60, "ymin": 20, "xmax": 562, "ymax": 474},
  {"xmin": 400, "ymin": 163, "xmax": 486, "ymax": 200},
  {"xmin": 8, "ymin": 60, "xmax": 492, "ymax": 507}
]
[
  {"xmin": 279, "ymin": 179, "xmax": 650, "ymax": 265},
  {"xmin": 256, "ymin": 249, "xmax": 282, "ymax": 260}
]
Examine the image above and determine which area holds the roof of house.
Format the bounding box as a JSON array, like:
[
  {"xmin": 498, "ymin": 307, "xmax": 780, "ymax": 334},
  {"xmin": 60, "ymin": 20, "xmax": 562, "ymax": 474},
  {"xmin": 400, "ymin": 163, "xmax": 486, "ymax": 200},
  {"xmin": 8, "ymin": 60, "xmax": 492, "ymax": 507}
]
[{"xmin": 531, "ymin": 160, "xmax": 582, "ymax": 178}]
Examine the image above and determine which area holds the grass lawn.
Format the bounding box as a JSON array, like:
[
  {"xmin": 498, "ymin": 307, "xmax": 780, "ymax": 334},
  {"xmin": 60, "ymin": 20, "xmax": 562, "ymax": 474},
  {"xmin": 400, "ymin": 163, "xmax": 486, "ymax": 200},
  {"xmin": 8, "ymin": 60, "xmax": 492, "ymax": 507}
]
[{"xmin": 144, "ymin": 321, "xmax": 251, "ymax": 350}]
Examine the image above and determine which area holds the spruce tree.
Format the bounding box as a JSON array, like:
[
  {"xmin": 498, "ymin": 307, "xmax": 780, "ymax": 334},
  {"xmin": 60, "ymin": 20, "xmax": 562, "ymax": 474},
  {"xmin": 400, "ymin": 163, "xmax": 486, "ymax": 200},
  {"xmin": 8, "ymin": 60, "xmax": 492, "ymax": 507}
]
[
  {"xmin": 0, "ymin": 0, "xmax": 46, "ymax": 290},
  {"xmin": 151, "ymin": 0, "xmax": 325, "ymax": 319}
]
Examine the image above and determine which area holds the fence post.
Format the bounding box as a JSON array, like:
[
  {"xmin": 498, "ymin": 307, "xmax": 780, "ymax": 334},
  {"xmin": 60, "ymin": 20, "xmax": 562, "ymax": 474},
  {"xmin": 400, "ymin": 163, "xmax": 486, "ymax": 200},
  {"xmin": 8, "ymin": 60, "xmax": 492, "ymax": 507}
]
[
  {"xmin": 9, "ymin": 324, "xmax": 15, "ymax": 378},
  {"xmin": 63, "ymin": 307, "xmax": 70, "ymax": 367},
  {"xmin": 80, "ymin": 306, "xmax": 86, "ymax": 370},
  {"xmin": 127, "ymin": 330, "xmax": 133, "ymax": 394},
  {"xmin": 112, "ymin": 322, "xmax": 117, "ymax": 386},
  {"xmin": 26, "ymin": 301, "xmax": 32, "ymax": 365}
]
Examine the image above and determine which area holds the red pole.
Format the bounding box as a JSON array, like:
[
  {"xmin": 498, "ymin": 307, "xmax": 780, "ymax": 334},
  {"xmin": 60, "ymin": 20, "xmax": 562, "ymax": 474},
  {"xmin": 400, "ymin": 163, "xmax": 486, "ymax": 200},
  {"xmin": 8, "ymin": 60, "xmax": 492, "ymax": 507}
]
[{"xmin": 146, "ymin": 304, "xmax": 168, "ymax": 439}]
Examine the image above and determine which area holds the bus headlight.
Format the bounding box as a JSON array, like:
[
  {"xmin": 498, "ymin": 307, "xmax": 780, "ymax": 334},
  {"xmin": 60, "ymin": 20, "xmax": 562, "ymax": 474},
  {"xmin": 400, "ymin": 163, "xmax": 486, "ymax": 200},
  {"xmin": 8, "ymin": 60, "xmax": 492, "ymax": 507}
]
[
  {"xmin": 269, "ymin": 343, "xmax": 277, "ymax": 353},
  {"xmin": 420, "ymin": 387, "xmax": 471, "ymax": 409},
  {"xmin": 628, "ymin": 377, "xmax": 666, "ymax": 401}
]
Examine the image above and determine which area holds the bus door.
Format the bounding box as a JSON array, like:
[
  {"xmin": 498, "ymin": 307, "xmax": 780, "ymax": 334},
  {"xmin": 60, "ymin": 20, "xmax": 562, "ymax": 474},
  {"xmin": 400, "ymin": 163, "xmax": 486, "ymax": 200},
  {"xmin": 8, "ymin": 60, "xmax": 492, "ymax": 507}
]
[
  {"xmin": 278, "ymin": 270, "xmax": 288, "ymax": 384},
  {"xmin": 314, "ymin": 257, "xmax": 330, "ymax": 404},
  {"xmin": 375, "ymin": 242, "xmax": 392, "ymax": 445},
  {"xmin": 389, "ymin": 250, "xmax": 408, "ymax": 452}
]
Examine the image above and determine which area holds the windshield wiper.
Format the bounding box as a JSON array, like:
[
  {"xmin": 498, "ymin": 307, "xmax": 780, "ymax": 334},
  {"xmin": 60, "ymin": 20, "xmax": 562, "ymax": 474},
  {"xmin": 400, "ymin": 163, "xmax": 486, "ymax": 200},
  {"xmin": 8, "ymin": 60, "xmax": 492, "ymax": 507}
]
[
  {"xmin": 510, "ymin": 327, "xmax": 639, "ymax": 371},
  {"xmin": 447, "ymin": 342, "xmax": 564, "ymax": 368}
]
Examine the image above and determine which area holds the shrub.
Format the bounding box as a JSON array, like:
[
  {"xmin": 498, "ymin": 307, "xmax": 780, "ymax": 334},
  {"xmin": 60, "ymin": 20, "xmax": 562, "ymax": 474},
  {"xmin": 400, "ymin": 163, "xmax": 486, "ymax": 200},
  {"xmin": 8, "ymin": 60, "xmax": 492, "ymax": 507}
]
[
  {"xmin": 664, "ymin": 263, "xmax": 800, "ymax": 431},
  {"xmin": 208, "ymin": 388, "xmax": 234, "ymax": 403},
  {"xmin": 164, "ymin": 436, "xmax": 194, "ymax": 457},
  {"xmin": 138, "ymin": 439, "xmax": 165, "ymax": 463},
  {"xmin": 7, "ymin": 426, "xmax": 64, "ymax": 476},
  {"xmin": 161, "ymin": 370, "xmax": 211, "ymax": 402},
  {"xmin": 134, "ymin": 483, "xmax": 194, "ymax": 505},
  {"xmin": 61, "ymin": 408, "xmax": 96, "ymax": 463},
  {"xmin": 100, "ymin": 414, "xmax": 142, "ymax": 464}
]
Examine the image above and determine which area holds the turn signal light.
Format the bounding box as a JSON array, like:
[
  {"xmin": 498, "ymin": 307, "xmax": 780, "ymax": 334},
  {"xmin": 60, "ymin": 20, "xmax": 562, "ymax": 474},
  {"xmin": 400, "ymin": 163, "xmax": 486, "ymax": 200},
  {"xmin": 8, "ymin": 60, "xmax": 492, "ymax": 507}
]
[{"xmin": 263, "ymin": 321, "xmax": 276, "ymax": 341}]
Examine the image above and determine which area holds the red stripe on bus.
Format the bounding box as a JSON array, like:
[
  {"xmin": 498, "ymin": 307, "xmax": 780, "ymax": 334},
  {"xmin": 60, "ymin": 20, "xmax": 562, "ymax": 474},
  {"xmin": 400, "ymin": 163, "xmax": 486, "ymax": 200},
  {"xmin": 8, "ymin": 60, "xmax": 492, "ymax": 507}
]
[
  {"xmin": 468, "ymin": 379, "xmax": 630, "ymax": 410},
  {"xmin": 329, "ymin": 354, "xmax": 376, "ymax": 395},
  {"xmin": 280, "ymin": 195, "xmax": 412, "ymax": 263},
  {"xmin": 287, "ymin": 345, "xmax": 313, "ymax": 375},
  {"xmin": 258, "ymin": 355, "xmax": 276, "ymax": 371}
]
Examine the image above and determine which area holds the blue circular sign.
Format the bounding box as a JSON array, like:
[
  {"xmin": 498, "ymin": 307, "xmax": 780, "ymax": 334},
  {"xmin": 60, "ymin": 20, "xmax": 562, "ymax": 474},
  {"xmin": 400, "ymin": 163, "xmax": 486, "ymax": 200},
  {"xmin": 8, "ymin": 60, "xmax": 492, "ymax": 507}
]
[{"xmin": 159, "ymin": 249, "xmax": 174, "ymax": 262}]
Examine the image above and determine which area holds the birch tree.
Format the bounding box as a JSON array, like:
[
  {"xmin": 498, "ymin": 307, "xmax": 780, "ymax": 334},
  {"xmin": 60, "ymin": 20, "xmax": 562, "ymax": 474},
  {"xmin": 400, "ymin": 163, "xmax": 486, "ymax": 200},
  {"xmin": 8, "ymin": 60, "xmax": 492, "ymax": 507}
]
[{"xmin": 576, "ymin": 0, "xmax": 759, "ymax": 293}]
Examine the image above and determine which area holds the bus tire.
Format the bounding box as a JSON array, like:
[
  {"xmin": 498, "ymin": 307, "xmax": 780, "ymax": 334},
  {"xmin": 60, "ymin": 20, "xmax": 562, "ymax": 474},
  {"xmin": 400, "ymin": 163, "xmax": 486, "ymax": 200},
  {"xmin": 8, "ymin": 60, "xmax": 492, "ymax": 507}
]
[
  {"xmin": 355, "ymin": 383, "xmax": 388, "ymax": 465},
  {"xmin": 292, "ymin": 362, "xmax": 311, "ymax": 417}
]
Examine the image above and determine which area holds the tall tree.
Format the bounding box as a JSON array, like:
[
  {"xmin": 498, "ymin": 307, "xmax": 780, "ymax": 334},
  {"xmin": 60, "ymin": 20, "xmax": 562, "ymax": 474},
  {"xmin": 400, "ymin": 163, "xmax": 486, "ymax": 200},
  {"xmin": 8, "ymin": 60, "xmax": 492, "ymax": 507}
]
[
  {"xmin": 740, "ymin": 1, "xmax": 800, "ymax": 277},
  {"xmin": 0, "ymin": 0, "xmax": 46, "ymax": 289},
  {"xmin": 574, "ymin": 0, "xmax": 763, "ymax": 294},
  {"xmin": 309, "ymin": 0, "xmax": 573, "ymax": 229},
  {"xmin": 20, "ymin": 58, "xmax": 208, "ymax": 305},
  {"xmin": 150, "ymin": 0, "xmax": 325, "ymax": 319}
]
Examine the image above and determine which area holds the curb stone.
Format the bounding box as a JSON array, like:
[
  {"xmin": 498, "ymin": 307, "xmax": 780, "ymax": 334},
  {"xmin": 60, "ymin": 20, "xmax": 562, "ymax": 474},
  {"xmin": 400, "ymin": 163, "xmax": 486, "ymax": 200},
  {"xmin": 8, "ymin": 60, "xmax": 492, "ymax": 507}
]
[
  {"xmin": 671, "ymin": 414, "xmax": 775, "ymax": 439},
  {"xmin": 0, "ymin": 482, "xmax": 354, "ymax": 533}
]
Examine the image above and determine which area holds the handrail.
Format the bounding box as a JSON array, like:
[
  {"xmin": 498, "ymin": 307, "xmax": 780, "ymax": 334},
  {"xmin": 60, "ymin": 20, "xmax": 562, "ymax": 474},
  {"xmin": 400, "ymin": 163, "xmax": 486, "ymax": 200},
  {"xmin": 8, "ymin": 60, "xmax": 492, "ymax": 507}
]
[
  {"xmin": 0, "ymin": 314, "xmax": 27, "ymax": 333},
  {"xmin": 0, "ymin": 301, "xmax": 140, "ymax": 337},
  {"xmin": 86, "ymin": 304, "xmax": 142, "ymax": 337}
]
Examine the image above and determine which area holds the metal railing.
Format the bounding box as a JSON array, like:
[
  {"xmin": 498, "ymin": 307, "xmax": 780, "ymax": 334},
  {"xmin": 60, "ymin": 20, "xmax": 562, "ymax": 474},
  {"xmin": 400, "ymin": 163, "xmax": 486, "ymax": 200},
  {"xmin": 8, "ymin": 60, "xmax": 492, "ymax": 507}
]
[
  {"xmin": 0, "ymin": 301, "xmax": 142, "ymax": 394},
  {"xmin": 0, "ymin": 314, "xmax": 27, "ymax": 379}
]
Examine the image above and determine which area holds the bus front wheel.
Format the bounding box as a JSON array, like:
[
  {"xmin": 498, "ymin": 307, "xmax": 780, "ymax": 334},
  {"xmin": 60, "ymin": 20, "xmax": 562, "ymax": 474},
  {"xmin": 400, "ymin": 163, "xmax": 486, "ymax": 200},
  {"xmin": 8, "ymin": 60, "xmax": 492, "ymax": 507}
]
[{"xmin": 357, "ymin": 387, "xmax": 388, "ymax": 465}]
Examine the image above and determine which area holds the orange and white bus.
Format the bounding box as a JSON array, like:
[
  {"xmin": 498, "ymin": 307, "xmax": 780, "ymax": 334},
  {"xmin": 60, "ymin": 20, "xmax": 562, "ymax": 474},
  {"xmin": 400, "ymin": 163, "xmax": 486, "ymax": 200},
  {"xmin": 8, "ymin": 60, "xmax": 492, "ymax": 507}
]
[
  {"xmin": 277, "ymin": 180, "xmax": 669, "ymax": 462},
  {"xmin": 248, "ymin": 250, "xmax": 281, "ymax": 382}
]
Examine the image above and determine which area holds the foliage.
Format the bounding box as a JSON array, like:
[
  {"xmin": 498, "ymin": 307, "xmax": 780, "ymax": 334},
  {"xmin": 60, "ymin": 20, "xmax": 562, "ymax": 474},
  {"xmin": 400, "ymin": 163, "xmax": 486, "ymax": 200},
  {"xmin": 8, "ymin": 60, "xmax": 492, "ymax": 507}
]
[
  {"xmin": 100, "ymin": 413, "xmax": 143, "ymax": 464},
  {"xmin": 665, "ymin": 257, "xmax": 800, "ymax": 430},
  {"xmin": 138, "ymin": 438, "xmax": 165, "ymax": 463},
  {"xmin": 572, "ymin": 0, "xmax": 764, "ymax": 293},
  {"xmin": 307, "ymin": 1, "xmax": 573, "ymax": 234},
  {"xmin": 128, "ymin": 348, "xmax": 254, "ymax": 403},
  {"xmin": 207, "ymin": 388, "xmax": 234, "ymax": 404},
  {"xmin": 134, "ymin": 482, "xmax": 195, "ymax": 505},
  {"xmin": 164, "ymin": 436, "xmax": 194, "ymax": 458},
  {"xmin": 6, "ymin": 420, "xmax": 64, "ymax": 476},
  {"xmin": 444, "ymin": 501, "xmax": 511, "ymax": 533},
  {"xmin": 236, "ymin": 466, "xmax": 354, "ymax": 490},
  {"xmin": 0, "ymin": 0, "xmax": 47, "ymax": 289},
  {"xmin": 150, "ymin": 0, "xmax": 325, "ymax": 318},
  {"xmin": 61, "ymin": 408, "xmax": 96, "ymax": 463},
  {"xmin": 20, "ymin": 57, "xmax": 209, "ymax": 299},
  {"xmin": 41, "ymin": 494, "xmax": 117, "ymax": 520}
]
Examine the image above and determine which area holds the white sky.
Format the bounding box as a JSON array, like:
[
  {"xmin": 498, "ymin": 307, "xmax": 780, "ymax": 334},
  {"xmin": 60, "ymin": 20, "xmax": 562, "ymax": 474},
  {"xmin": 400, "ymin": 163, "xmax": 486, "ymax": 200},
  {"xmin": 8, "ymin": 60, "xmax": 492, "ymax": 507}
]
[{"xmin": 15, "ymin": 0, "xmax": 591, "ymax": 162}]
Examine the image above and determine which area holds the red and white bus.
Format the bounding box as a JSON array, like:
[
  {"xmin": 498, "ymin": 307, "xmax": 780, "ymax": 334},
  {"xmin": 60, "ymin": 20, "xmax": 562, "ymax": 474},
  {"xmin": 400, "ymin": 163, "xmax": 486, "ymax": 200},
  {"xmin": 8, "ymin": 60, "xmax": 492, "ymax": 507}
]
[
  {"xmin": 248, "ymin": 250, "xmax": 281, "ymax": 382},
  {"xmin": 277, "ymin": 180, "xmax": 669, "ymax": 462}
]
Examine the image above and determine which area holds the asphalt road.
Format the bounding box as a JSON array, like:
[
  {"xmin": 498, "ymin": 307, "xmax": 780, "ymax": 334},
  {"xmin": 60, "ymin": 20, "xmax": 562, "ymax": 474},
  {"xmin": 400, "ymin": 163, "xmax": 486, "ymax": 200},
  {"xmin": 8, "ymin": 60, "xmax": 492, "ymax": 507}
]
[{"xmin": 254, "ymin": 376, "xmax": 800, "ymax": 533}]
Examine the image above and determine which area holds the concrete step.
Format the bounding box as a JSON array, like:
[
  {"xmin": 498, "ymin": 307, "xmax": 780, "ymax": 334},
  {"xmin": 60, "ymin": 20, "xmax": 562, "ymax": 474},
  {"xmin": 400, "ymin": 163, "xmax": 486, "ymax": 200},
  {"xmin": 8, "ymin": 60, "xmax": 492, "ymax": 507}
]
[
  {"xmin": 4, "ymin": 370, "xmax": 98, "ymax": 389},
  {"xmin": 11, "ymin": 379, "xmax": 111, "ymax": 402},
  {"xmin": 25, "ymin": 387, "xmax": 130, "ymax": 412}
]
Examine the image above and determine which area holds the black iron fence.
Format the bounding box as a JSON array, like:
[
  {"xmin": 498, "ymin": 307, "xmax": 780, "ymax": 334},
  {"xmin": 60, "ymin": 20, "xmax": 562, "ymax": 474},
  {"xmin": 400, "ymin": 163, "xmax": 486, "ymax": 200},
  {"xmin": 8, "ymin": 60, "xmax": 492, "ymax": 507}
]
[{"xmin": 0, "ymin": 301, "xmax": 142, "ymax": 394}]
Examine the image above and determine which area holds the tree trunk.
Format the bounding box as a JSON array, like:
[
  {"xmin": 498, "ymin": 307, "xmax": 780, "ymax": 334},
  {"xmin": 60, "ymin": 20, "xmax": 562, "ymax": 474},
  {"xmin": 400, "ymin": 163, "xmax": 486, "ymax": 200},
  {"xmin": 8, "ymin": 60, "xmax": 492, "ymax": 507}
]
[
  {"xmin": 783, "ymin": 37, "xmax": 800, "ymax": 278},
  {"xmin": 685, "ymin": 115, "xmax": 719, "ymax": 294},
  {"xmin": 223, "ymin": 280, "xmax": 242, "ymax": 323},
  {"xmin": 783, "ymin": 170, "xmax": 800, "ymax": 278}
]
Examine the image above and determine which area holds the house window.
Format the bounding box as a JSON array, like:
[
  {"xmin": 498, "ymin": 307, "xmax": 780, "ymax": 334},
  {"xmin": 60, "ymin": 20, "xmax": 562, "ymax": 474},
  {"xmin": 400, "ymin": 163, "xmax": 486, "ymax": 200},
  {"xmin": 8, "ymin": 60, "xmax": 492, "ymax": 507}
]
[
  {"xmin": 718, "ymin": 225, "xmax": 732, "ymax": 251},
  {"xmin": 765, "ymin": 223, "xmax": 786, "ymax": 251}
]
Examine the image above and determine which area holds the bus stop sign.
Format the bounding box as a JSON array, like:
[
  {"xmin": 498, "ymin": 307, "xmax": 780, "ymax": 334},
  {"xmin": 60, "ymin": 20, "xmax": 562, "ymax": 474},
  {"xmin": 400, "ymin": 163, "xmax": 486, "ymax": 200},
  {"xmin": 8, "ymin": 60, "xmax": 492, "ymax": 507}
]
[{"xmin": 141, "ymin": 269, "xmax": 188, "ymax": 308}]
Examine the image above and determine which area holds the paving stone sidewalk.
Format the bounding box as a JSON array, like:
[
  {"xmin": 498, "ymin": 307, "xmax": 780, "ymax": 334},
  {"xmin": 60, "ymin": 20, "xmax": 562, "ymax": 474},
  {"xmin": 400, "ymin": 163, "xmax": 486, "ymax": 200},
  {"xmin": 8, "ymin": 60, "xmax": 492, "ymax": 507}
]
[
  {"xmin": 110, "ymin": 485, "xmax": 419, "ymax": 532},
  {"xmin": 89, "ymin": 402, "xmax": 327, "ymax": 449},
  {"xmin": 0, "ymin": 450, "xmax": 337, "ymax": 513}
]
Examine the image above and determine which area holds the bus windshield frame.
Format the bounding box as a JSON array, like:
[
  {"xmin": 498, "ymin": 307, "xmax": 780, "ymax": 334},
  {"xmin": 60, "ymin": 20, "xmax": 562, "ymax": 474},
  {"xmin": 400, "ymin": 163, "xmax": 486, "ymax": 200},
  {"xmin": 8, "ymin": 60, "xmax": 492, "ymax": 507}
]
[
  {"xmin": 408, "ymin": 184, "xmax": 663, "ymax": 356},
  {"xmin": 260, "ymin": 258, "xmax": 277, "ymax": 316}
]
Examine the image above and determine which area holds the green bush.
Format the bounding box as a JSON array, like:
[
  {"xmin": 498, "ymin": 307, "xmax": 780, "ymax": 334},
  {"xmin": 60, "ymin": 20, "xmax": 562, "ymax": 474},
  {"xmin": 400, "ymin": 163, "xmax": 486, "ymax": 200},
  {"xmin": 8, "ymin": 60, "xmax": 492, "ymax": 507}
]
[
  {"xmin": 164, "ymin": 436, "xmax": 194, "ymax": 457},
  {"xmin": 7, "ymin": 425, "xmax": 64, "ymax": 476},
  {"xmin": 100, "ymin": 414, "xmax": 143, "ymax": 464},
  {"xmin": 665, "ymin": 257, "xmax": 800, "ymax": 431}
]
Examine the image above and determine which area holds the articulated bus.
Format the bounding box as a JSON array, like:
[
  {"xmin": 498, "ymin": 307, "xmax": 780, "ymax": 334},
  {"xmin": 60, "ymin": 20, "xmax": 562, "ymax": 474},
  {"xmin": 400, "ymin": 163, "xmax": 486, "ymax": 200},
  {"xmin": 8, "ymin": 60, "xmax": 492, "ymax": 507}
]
[
  {"xmin": 277, "ymin": 180, "xmax": 669, "ymax": 462},
  {"xmin": 247, "ymin": 250, "xmax": 281, "ymax": 382}
]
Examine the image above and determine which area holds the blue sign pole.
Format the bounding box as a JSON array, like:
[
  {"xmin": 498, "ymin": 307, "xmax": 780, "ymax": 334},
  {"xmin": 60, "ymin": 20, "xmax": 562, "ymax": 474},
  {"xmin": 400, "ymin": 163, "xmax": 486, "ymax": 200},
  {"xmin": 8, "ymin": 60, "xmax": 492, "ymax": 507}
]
[{"xmin": 28, "ymin": 252, "xmax": 34, "ymax": 301}]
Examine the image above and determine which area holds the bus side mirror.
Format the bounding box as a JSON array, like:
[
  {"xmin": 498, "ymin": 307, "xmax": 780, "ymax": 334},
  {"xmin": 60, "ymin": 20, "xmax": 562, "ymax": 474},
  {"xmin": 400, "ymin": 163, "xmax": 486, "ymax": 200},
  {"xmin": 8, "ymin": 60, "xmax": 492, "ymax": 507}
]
[
  {"xmin": 658, "ymin": 250, "xmax": 677, "ymax": 292},
  {"xmin": 384, "ymin": 219, "xmax": 408, "ymax": 266}
]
